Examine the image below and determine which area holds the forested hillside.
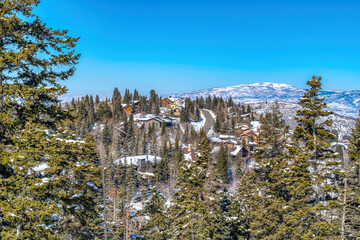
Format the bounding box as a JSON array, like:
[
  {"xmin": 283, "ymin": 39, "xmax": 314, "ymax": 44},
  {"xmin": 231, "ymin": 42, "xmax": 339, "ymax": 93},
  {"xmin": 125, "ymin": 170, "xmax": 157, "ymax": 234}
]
[{"xmin": 0, "ymin": 1, "xmax": 359, "ymax": 240}]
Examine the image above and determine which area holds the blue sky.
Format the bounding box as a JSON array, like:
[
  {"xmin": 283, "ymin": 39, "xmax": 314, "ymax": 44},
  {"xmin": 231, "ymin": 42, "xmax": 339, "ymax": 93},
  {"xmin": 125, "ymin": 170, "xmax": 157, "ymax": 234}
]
[{"xmin": 35, "ymin": 0, "xmax": 360, "ymax": 96}]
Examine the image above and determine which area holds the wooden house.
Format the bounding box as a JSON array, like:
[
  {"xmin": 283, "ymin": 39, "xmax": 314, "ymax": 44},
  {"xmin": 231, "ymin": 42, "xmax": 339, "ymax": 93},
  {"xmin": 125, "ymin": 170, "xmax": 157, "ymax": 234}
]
[
  {"xmin": 161, "ymin": 98, "xmax": 174, "ymax": 107},
  {"xmin": 122, "ymin": 104, "xmax": 133, "ymax": 115}
]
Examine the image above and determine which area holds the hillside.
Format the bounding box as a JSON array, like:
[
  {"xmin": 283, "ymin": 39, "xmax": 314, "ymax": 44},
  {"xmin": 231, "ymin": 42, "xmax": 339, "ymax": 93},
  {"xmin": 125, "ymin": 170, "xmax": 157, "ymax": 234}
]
[{"xmin": 176, "ymin": 82, "xmax": 360, "ymax": 119}]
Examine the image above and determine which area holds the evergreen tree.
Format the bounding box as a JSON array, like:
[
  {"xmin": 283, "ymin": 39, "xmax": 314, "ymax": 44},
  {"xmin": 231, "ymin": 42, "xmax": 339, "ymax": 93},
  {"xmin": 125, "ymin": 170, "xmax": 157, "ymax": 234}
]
[
  {"xmin": 123, "ymin": 88, "xmax": 131, "ymax": 104},
  {"xmin": 161, "ymin": 121, "xmax": 166, "ymax": 136},
  {"xmin": 214, "ymin": 118, "xmax": 221, "ymax": 133},
  {"xmin": 141, "ymin": 188, "xmax": 169, "ymax": 240},
  {"xmin": 287, "ymin": 76, "xmax": 340, "ymax": 238},
  {"xmin": 0, "ymin": 0, "xmax": 78, "ymax": 144},
  {"xmin": 96, "ymin": 101, "xmax": 112, "ymax": 121},
  {"xmin": 102, "ymin": 124, "xmax": 112, "ymax": 147},
  {"xmin": 216, "ymin": 145, "xmax": 230, "ymax": 184},
  {"xmin": 95, "ymin": 95, "xmax": 100, "ymax": 105},
  {"xmin": 0, "ymin": 122, "xmax": 102, "ymax": 239},
  {"xmin": 112, "ymin": 87, "xmax": 123, "ymax": 120},
  {"xmin": 237, "ymin": 103, "xmax": 290, "ymax": 239},
  {"xmin": 180, "ymin": 109, "xmax": 189, "ymax": 123},
  {"xmin": 195, "ymin": 106, "xmax": 201, "ymax": 122},
  {"xmin": 169, "ymin": 134, "xmax": 210, "ymax": 239},
  {"xmin": 0, "ymin": 1, "xmax": 102, "ymax": 238},
  {"xmin": 341, "ymin": 110, "xmax": 360, "ymax": 239},
  {"xmin": 133, "ymin": 89, "xmax": 140, "ymax": 101},
  {"xmin": 228, "ymin": 96, "xmax": 234, "ymax": 107}
]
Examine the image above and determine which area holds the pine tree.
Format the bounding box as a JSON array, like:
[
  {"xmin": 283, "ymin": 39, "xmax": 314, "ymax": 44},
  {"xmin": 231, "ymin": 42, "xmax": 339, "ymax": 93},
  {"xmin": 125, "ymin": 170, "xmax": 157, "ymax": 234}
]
[
  {"xmin": 202, "ymin": 141, "xmax": 231, "ymax": 239},
  {"xmin": 287, "ymin": 76, "xmax": 340, "ymax": 238},
  {"xmin": 228, "ymin": 96, "xmax": 234, "ymax": 107},
  {"xmin": 0, "ymin": 122, "xmax": 102, "ymax": 239},
  {"xmin": 123, "ymin": 88, "xmax": 131, "ymax": 104},
  {"xmin": 169, "ymin": 134, "xmax": 210, "ymax": 239},
  {"xmin": 238, "ymin": 103, "xmax": 290, "ymax": 239},
  {"xmin": 102, "ymin": 124, "xmax": 112, "ymax": 147},
  {"xmin": 139, "ymin": 175, "xmax": 169, "ymax": 240},
  {"xmin": 216, "ymin": 145, "xmax": 230, "ymax": 184},
  {"xmin": 180, "ymin": 109, "xmax": 189, "ymax": 123},
  {"xmin": 341, "ymin": 110, "xmax": 360, "ymax": 239},
  {"xmin": 96, "ymin": 101, "xmax": 112, "ymax": 121},
  {"xmin": 133, "ymin": 89, "xmax": 140, "ymax": 101},
  {"xmin": 195, "ymin": 106, "xmax": 201, "ymax": 122},
  {"xmin": 112, "ymin": 87, "xmax": 123, "ymax": 120},
  {"xmin": 0, "ymin": 0, "xmax": 78, "ymax": 144},
  {"xmin": 0, "ymin": 1, "xmax": 102, "ymax": 238}
]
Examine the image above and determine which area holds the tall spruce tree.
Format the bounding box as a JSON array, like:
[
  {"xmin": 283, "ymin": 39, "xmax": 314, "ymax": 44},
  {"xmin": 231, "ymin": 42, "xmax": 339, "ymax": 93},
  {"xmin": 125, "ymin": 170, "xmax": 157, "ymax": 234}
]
[
  {"xmin": 0, "ymin": 122, "xmax": 102, "ymax": 239},
  {"xmin": 341, "ymin": 110, "xmax": 360, "ymax": 239},
  {"xmin": 288, "ymin": 76, "xmax": 340, "ymax": 238},
  {"xmin": 216, "ymin": 145, "xmax": 230, "ymax": 184},
  {"xmin": 0, "ymin": 0, "xmax": 78, "ymax": 144},
  {"xmin": 238, "ymin": 103, "xmax": 290, "ymax": 239},
  {"xmin": 169, "ymin": 134, "xmax": 210, "ymax": 239},
  {"xmin": 112, "ymin": 87, "xmax": 123, "ymax": 120},
  {"xmin": 0, "ymin": 1, "xmax": 102, "ymax": 238}
]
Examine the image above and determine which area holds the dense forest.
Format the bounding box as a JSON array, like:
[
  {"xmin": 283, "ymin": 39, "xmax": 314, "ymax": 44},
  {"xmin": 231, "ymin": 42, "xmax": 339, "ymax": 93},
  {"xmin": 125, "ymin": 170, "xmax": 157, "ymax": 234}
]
[{"xmin": 0, "ymin": 1, "xmax": 359, "ymax": 240}]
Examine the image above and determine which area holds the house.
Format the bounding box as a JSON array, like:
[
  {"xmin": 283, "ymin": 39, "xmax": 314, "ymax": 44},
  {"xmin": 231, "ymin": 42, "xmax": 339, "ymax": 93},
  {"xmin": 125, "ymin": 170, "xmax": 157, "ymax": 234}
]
[
  {"xmin": 122, "ymin": 104, "xmax": 133, "ymax": 115},
  {"xmin": 168, "ymin": 103, "xmax": 182, "ymax": 109},
  {"xmin": 113, "ymin": 127, "xmax": 127, "ymax": 145},
  {"xmin": 168, "ymin": 103, "xmax": 182, "ymax": 117},
  {"xmin": 230, "ymin": 145, "xmax": 249, "ymax": 158},
  {"xmin": 115, "ymin": 155, "xmax": 161, "ymax": 167},
  {"xmin": 135, "ymin": 116, "xmax": 173, "ymax": 129},
  {"xmin": 131, "ymin": 100, "xmax": 140, "ymax": 113},
  {"xmin": 161, "ymin": 98, "xmax": 174, "ymax": 107}
]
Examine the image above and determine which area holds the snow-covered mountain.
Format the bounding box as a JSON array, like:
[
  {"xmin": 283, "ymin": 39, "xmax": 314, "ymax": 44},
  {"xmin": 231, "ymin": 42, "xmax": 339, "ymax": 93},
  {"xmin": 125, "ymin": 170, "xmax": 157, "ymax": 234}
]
[
  {"xmin": 249, "ymin": 101, "xmax": 355, "ymax": 140},
  {"xmin": 176, "ymin": 82, "xmax": 360, "ymax": 119}
]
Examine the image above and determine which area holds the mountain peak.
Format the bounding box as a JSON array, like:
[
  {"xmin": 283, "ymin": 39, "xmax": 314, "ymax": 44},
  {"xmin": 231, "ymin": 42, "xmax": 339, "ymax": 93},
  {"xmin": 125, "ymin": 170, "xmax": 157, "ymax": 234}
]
[{"xmin": 176, "ymin": 82, "xmax": 360, "ymax": 118}]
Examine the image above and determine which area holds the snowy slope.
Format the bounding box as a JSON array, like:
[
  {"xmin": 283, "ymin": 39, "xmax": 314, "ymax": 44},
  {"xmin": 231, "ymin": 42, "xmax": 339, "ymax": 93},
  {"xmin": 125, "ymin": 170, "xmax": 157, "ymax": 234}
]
[
  {"xmin": 176, "ymin": 82, "xmax": 360, "ymax": 118},
  {"xmin": 249, "ymin": 101, "xmax": 356, "ymax": 140}
]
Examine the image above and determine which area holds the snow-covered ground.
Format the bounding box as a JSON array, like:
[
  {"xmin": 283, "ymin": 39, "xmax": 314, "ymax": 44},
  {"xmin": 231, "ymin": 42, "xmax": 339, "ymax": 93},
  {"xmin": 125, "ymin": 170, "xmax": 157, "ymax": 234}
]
[{"xmin": 190, "ymin": 111, "xmax": 206, "ymax": 132}]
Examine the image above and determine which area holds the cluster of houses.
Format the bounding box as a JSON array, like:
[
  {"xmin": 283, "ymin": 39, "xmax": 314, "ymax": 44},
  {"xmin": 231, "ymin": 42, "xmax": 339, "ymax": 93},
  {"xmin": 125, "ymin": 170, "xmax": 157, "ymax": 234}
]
[
  {"xmin": 118, "ymin": 97, "xmax": 185, "ymax": 118},
  {"xmin": 160, "ymin": 97, "xmax": 185, "ymax": 117}
]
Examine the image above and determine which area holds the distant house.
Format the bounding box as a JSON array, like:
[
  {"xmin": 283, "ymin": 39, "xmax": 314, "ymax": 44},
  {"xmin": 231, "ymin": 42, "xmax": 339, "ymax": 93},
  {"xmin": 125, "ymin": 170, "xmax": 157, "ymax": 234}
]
[
  {"xmin": 135, "ymin": 116, "xmax": 173, "ymax": 128},
  {"xmin": 161, "ymin": 98, "xmax": 174, "ymax": 107},
  {"xmin": 113, "ymin": 127, "xmax": 127, "ymax": 144},
  {"xmin": 230, "ymin": 145, "xmax": 249, "ymax": 159},
  {"xmin": 115, "ymin": 155, "xmax": 161, "ymax": 167},
  {"xmin": 131, "ymin": 100, "xmax": 140, "ymax": 113},
  {"xmin": 168, "ymin": 103, "xmax": 182, "ymax": 117},
  {"xmin": 122, "ymin": 104, "xmax": 133, "ymax": 115},
  {"xmin": 235, "ymin": 125, "xmax": 258, "ymax": 141}
]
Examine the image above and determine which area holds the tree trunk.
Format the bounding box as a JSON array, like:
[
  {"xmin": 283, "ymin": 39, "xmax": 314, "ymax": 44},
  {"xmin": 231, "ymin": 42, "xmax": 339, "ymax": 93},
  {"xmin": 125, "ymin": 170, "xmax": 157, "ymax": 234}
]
[
  {"xmin": 341, "ymin": 176, "xmax": 348, "ymax": 240},
  {"xmin": 102, "ymin": 156, "xmax": 108, "ymax": 240}
]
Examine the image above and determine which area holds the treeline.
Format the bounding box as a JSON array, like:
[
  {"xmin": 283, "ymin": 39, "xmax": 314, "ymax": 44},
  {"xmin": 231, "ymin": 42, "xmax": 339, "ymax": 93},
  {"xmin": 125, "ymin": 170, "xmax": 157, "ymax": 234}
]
[{"xmin": 65, "ymin": 88, "xmax": 252, "ymax": 139}]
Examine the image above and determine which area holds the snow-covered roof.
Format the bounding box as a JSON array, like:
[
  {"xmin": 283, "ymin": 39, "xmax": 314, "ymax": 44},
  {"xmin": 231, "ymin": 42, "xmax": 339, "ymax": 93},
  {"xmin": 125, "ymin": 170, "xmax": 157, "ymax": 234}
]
[
  {"xmin": 211, "ymin": 146, "xmax": 220, "ymax": 154},
  {"xmin": 219, "ymin": 134, "xmax": 236, "ymax": 139},
  {"xmin": 32, "ymin": 163, "xmax": 49, "ymax": 172},
  {"xmin": 231, "ymin": 145, "xmax": 244, "ymax": 156},
  {"xmin": 115, "ymin": 155, "xmax": 161, "ymax": 166}
]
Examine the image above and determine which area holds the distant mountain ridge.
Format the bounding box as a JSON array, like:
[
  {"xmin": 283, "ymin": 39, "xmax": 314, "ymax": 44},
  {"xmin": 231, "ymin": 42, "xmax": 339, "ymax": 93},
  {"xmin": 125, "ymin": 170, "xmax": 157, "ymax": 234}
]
[{"xmin": 176, "ymin": 82, "xmax": 360, "ymax": 119}]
